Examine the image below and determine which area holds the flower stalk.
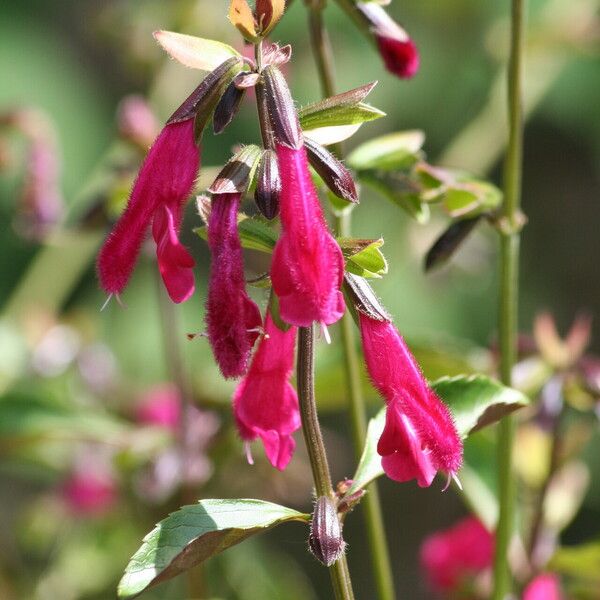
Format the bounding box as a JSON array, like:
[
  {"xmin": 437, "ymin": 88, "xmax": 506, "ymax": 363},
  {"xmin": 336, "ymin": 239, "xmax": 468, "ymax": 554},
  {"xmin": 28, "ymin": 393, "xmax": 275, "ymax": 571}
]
[
  {"xmin": 305, "ymin": 3, "xmax": 396, "ymax": 599},
  {"xmin": 493, "ymin": 0, "xmax": 527, "ymax": 598},
  {"xmin": 297, "ymin": 326, "xmax": 355, "ymax": 600}
]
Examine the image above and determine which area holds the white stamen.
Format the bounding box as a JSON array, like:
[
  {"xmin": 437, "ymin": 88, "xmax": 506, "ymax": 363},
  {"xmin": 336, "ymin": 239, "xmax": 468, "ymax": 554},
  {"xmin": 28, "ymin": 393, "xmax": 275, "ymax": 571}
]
[
  {"xmin": 247, "ymin": 327, "xmax": 264, "ymax": 335},
  {"xmin": 452, "ymin": 473, "xmax": 463, "ymax": 491},
  {"xmin": 442, "ymin": 472, "xmax": 452, "ymax": 492},
  {"xmin": 187, "ymin": 331, "xmax": 209, "ymax": 340},
  {"xmin": 115, "ymin": 293, "xmax": 127, "ymax": 309},
  {"xmin": 320, "ymin": 322, "xmax": 331, "ymax": 345},
  {"xmin": 244, "ymin": 442, "xmax": 254, "ymax": 466},
  {"xmin": 100, "ymin": 294, "xmax": 113, "ymax": 312}
]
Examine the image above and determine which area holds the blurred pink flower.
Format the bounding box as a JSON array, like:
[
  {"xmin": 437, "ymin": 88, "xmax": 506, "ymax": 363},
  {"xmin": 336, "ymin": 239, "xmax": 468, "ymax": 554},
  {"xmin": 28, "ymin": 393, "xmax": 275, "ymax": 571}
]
[
  {"xmin": 97, "ymin": 118, "xmax": 198, "ymax": 303},
  {"xmin": 62, "ymin": 470, "xmax": 117, "ymax": 517},
  {"xmin": 117, "ymin": 95, "xmax": 159, "ymax": 148},
  {"xmin": 270, "ymin": 144, "xmax": 345, "ymax": 329},
  {"xmin": 206, "ymin": 192, "xmax": 262, "ymax": 378},
  {"xmin": 233, "ymin": 313, "xmax": 300, "ymax": 470},
  {"xmin": 135, "ymin": 384, "xmax": 181, "ymax": 431},
  {"xmin": 359, "ymin": 313, "xmax": 462, "ymax": 487},
  {"xmin": 420, "ymin": 516, "xmax": 494, "ymax": 593},
  {"xmin": 523, "ymin": 573, "xmax": 563, "ymax": 600}
]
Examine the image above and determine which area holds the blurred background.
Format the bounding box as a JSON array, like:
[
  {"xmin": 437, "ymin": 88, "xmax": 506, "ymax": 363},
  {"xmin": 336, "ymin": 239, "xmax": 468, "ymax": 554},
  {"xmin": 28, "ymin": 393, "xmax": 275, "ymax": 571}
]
[{"xmin": 0, "ymin": 0, "xmax": 599, "ymax": 598}]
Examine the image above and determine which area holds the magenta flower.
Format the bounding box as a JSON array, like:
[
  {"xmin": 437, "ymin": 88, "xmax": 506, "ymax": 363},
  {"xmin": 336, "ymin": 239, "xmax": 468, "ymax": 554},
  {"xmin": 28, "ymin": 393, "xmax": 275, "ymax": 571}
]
[
  {"xmin": 358, "ymin": 312, "xmax": 462, "ymax": 487},
  {"xmin": 135, "ymin": 384, "xmax": 181, "ymax": 431},
  {"xmin": 206, "ymin": 193, "xmax": 262, "ymax": 378},
  {"xmin": 420, "ymin": 516, "xmax": 493, "ymax": 593},
  {"xmin": 523, "ymin": 574, "xmax": 563, "ymax": 600},
  {"xmin": 233, "ymin": 313, "xmax": 300, "ymax": 470},
  {"xmin": 358, "ymin": 2, "xmax": 419, "ymax": 79},
  {"xmin": 270, "ymin": 144, "xmax": 345, "ymax": 329},
  {"xmin": 62, "ymin": 470, "xmax": 117, "ymax": 517},
  {"xmin": 97, "ymin": 118, "xmax": 198, "ymax": 304}
]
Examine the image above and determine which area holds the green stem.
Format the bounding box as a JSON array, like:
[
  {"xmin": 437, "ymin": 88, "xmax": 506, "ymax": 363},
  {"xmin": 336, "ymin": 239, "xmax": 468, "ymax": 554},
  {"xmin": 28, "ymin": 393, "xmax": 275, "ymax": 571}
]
[
  {"xmin": 493, "ymin": 0, "xmax": 526, "ymax": 598},
  {"xmin": 305, "ymin": 4, "xmax": 396, "ymax": 599},
  {"xmin": 297, "ymin": 326, "xmax": 355, "ymax": 600}
]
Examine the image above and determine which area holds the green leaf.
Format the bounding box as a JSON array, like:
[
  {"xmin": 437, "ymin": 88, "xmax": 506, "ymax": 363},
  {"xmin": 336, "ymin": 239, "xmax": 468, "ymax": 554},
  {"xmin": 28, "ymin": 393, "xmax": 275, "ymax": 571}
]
[
  {"xmin": 195, "ymin": 215, "xmax": 278, "ymax": 254},
  {"xmin": 344, "ymin": 375, "xmax": 529, "ymax": 496},
  {"xmin": 303, "ymin": 124, "xmax": 364, "ymax": 146},
  {"xmin": 549, "ymin": 541, "xmax": 600, "ymax": 585},
  {"xmin": 153, "ymin": 31, "xmax": 241, "ymax": 72},
  {"xmin": 299, "ymin": 103, "xmax": 385, "ymax": 132},
  {"xmin": 348, "ymin": 130, "xmax": 425, "ymax": 171},
  {"xmin": 431, "ymin": 375, "xmax": 530, "ymax": 437},
  {"xmin": 358, "ymin": 171, "xmax": 430, "ymax": 223},
  {"xmin": 340, "ymin": 238, "xmax": 388, "ymax": 279},
  {"xmin": 118, "ymin": 499, "xmax": 309, "ymax": 599}
]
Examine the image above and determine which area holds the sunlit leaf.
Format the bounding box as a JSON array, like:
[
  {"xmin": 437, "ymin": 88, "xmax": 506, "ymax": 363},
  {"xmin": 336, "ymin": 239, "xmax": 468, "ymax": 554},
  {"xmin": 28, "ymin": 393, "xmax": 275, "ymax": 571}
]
[
  {"xmin": 118, "ymin": 499, "xmax": 308, "ymax": 599},
  {"xmin": 300, "ymin": 103, "xmax": 385, "ymax": 132},
  {"xmin": 228, "ymin": 0, "xmax": 259, "ymax": 42},
  {"xmin": 341, "ymin": 238, "xmax": 388, "ymax": 279},
  {"xmin": 348, "ymin": 130, "xmax": 425, "ymax": 171},
  {"xmin": 195, "ymin": 215, "xmax": 278, "ymax": 254},
  {"xmin": 153, "ymin": 31, "xmax": 240, "ymax": 72},
  {"xmin": 303, "ymin": 123, "xmax": 363, "ymax": 146}
]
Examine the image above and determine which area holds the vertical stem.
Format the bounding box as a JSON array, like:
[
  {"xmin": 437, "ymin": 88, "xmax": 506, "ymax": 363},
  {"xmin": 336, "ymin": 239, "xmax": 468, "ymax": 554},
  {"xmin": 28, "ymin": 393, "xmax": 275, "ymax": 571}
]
[
  {"xmin": 306, "ymin": 3, "xmax": 396, "ymax": 599},
  {"xmin": 493, "ymin": 0, "xmax": 526, "ymax": 598},
  {"xmin": 154, "ymin": 275, "xmax": 205, "ymax": 597},
  {"xmin": 297, "ymin": 326, "xmax": 356, "ymax": 600}
]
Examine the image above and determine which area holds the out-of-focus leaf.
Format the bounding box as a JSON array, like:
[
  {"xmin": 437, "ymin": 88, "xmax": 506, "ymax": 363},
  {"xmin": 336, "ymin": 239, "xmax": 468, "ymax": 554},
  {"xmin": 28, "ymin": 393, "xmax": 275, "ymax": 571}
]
[
  {"xmin": 0, "ymin": 392, "xmax": 127, "ymax": 444},
  {"xmin": 358, "ymin": 170, "xmax": 430, "ymax": 223},
  {"xmin": 431, "ymin": 375, "xmax": 530, "ymax": 437},
  {"xmin": 549, "ymin": 541, "xmax": 600, "ymax": 585},
  {"xmin": 341, "ymin": 238, "xmax": 388, "ymax": 279},
  {"xmin": 347, "ymin": 130, "xmax": 425, "ymax": 171},
  {"xmin": 195, "ymin": 215, "xmax": 277, "ymax": 254},
  {"xmin": 117, "ymin": 499, "xmax": 308, "ymax": 599},
  {"xmin": 153, "ymin": 31, "xmax": 240, "ymax": 72},
  {"xmin": 545, "ymin": 461, "xmax": 590, "ymax": 533},
  {"xmin": 424, "ymin": 216, "xmax": 482, "ymax": 272}
]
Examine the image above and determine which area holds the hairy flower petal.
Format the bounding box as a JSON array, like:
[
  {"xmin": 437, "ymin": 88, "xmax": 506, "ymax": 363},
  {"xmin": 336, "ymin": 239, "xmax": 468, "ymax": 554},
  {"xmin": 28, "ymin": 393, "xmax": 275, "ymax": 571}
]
[
  {"xmin": 206, "ymin": 193, "xmax": 262, "ymax": 378},
  {"xmin": 97, "ymin": 119, "xmax": 199, "ymax": 298},
  {"xmin": 233, "ymin": 314, "xmax": 300, "ymax": 470},
  {"xmin": 271, "ymin": 144, "xmax": 345, "ymax": 327},
  {"xmin": 359, "ymin": 313, "xmax": 463, "ymax": 485}
]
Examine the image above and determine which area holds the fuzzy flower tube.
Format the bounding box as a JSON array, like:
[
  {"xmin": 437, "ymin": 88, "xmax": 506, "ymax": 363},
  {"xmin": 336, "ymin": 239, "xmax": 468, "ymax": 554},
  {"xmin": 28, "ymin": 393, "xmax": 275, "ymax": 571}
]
[
  {"xmin": 97, "ymin": 118, "xmax": 198, "ymax": 303},
  {"xmin": 233, "ymin": 314, "xmax": 300, "ymax": 470},
  {"xmin": 270, "ymin": 144, "xmax": 345, "ymax": 331},
  {"xmin": 358, "ymin": 312, "xmax": 463, "ymax": 487},
  {"xmin": 206, "ymin": 193, "xmax": 262, "ymax": 378}
]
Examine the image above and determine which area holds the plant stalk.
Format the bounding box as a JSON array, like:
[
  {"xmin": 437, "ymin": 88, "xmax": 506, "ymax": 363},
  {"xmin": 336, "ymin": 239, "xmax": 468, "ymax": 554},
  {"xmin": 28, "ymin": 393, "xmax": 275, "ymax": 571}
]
[
  {"xmin": 493, "ymin": 0, "xmax": 526, "ymax": 598},
  {"xmin": 305, "ymin": 3, "xmax": 396, "ymax": 599},
  {"xmin": 297, "ymin": 326, "xmax": 355, "ymax": 600}
]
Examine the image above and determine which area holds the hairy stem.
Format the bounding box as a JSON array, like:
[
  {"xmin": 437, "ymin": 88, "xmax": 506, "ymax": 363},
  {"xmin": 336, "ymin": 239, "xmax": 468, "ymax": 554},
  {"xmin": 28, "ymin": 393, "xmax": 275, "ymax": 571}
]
[
  {"xmin": 305, "ymin": 3, "xmax": 396, "ymax": 599},
  {"xmin": 297, "ymin": 326, "xmax": 355, "ymax": 600},
  {"xmin": 493, "ymin": 0, "xmax": 526, "ymax": 598}
]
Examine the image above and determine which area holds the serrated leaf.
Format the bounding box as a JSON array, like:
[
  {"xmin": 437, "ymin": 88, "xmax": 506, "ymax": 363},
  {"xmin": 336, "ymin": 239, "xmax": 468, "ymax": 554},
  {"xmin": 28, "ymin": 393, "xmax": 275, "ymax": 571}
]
[
  {"xmin": 196, "ymin": 215, "xmax": 278, "ymax": 254},
  {"xmin": 342, "ymin": 238, "xmax": 388, "ymax": 279},
  {"xmin": 118, "ymin": 499, "xmax": 308, "ymax": 599},
  {"xmin": 153, "ymin": 31, "xmax": 240, "ymax": 72},
  {"xmin": 348, "ymin": 130, "xmax": 425, "ymax": 171},
  {"xmin": 228, "ymin": 0, "xmax": 259, "ymax": 42},
  {"xmin": 344, "ymin": 375, "xmax": 529, "ymax": 496},
  {"xmin": 303, "ymin": 124, "xmax": 363, "ymax": 146},
  {"xmin": 300, "ymin": 103, "xmax": 385, "ymax": 132}
]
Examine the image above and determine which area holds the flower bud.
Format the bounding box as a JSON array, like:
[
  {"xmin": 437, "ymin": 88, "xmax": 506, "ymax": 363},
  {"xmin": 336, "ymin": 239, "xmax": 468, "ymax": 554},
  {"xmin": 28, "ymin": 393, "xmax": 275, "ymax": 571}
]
[
  {"xmin": 424, "ymin": 216, "xmax": 482, "ymax": 272},
  {"xmin": 208, "ymin": 144, "xmax": 262, "ymax": 195},
  {"xmin": 304, "ymin": 138, "xmax": 358, "ymax": 203},
  {"xmin": 213, "ymin": 81, "xmax": 245, "ymax": 134},
  {"xmin": 254, "ymin": 149, "xmax": 281, "ymax": 219},
  {"xmin": 263, "ymin": 65, "xmax": 302, "ymax": 149},
  {"xmin": 309, "ymin": 496, "xmax": 346, "ymax": 567}
]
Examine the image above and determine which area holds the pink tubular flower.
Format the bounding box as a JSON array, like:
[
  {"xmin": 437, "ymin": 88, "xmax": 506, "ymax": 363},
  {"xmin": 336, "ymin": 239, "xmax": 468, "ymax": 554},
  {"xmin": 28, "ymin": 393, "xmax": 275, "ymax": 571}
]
[
  {"xmin": 135, "ymin": 384, "xmax": 181, "ymax": 431},
  {"xmin": 358, "ymin": 2, "xmax": 420, "ymax": 79},
  {"xmin": 270, "ymin": 144, "xmax": 345, "ymax": 329},
  {"xmin": 523, "ymin": 573, "xmax": 563, "ymax": 600},
  {"xmin": 420, "ymin": 517, "xmax": 494, "ymax": 593},
  {"xmin": 359, "ymin": 312, "xmax": 462, "ymax": 486},
  {"xmin": 206, "ymin": 193, "xmax": 262, "ymax": 378},
  {"xmin": 62, "ymin": 470, "xmax": 117, "ymax": 517},
  {"xmin": 97, "ymin": 118, "xmax": 198, "ymax": 303},
  {"xmin": 233, "ymin": 314, "xmax": 300, "ymax": 470}
]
